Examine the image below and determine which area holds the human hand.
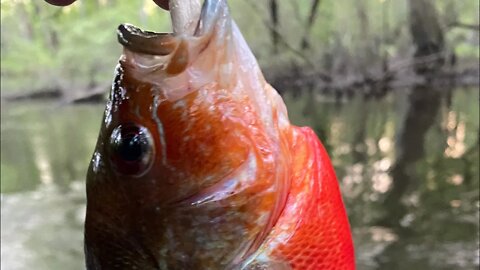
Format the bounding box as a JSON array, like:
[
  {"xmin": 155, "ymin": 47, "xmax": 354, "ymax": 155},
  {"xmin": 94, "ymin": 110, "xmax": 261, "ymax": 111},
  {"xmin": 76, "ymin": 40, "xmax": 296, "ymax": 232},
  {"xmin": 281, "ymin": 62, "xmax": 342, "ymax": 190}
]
[{"xmin": 44, "ymin": 0, "xmax": 170, "ymax": 10}]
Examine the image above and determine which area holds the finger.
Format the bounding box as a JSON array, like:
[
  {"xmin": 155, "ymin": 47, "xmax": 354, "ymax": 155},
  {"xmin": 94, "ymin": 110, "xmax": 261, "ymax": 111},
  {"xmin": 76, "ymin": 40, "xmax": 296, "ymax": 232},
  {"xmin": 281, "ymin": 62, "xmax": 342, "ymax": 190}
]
[
  {"xmin": 44, "ymin": 0, "xmax": 77, "ymax": 6},
  {"xmin": 44, "ymin": 0, "xmax": 169, "ymax": 10},
  {"xmin": 153, "ymin": 0, "xmax": 170, "ymax": 10}
]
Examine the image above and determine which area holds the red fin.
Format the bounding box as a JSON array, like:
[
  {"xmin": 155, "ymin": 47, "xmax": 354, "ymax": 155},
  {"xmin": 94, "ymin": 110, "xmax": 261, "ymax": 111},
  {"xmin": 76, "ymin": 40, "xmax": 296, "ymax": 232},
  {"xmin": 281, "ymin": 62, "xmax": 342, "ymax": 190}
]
[{"xmin": 256, "ymin": 126, "xmax": 355, "ymax": 269}]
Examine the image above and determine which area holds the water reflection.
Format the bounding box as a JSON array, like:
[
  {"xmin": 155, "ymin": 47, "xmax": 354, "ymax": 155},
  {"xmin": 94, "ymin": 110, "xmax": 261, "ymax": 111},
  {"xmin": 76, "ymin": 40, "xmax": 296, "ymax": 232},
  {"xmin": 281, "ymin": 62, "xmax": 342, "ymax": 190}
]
[
  {"xmin": 1, "ymin": 102, "xmax": 103, "ymax": 193},
  {"xmin": 383, "ymin": 85, "xmax": 444, "ymax": 226},
  {"xmin": 1, "ymin": 87, "xmax": 479, "ymax": 269}
]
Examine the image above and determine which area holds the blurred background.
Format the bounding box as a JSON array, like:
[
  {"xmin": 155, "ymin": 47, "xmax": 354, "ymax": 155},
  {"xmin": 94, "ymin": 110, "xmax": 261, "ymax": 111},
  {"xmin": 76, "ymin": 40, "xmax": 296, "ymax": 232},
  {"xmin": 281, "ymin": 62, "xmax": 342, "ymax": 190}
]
[{"xmin": 1, "ymin": 0, "xmax": 479, "ymax": 269}]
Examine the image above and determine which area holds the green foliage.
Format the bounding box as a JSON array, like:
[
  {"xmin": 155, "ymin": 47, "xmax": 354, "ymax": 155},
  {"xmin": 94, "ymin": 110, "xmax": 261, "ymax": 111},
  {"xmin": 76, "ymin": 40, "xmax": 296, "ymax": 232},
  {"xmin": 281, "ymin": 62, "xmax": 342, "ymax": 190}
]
[{"xmin": 0, "ymin": 0, "xmax": 478, "ymax": 94}]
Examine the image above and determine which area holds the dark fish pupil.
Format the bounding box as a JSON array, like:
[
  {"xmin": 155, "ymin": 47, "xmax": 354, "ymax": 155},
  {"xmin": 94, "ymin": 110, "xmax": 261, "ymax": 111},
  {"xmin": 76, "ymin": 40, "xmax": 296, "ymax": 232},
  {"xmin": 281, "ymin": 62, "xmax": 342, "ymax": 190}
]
[
  {"xmin": 109, "ymin": 123, "xmax": 153, "ymax": 176},
  {"xmin": 118, "ymin": 135, "xmax": 144, "ymax": 161}
]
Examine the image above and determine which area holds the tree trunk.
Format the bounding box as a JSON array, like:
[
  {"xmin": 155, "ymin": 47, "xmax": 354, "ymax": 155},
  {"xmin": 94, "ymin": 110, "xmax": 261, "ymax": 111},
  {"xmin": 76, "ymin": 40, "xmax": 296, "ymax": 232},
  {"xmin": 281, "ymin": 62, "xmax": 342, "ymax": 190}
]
[
  {"xmin": 268, "ymin": 0, "xmax": 279, "ymax": 54},
  {"xmin": 354, "ymin": 0, "xmax": 376, "ymax": 69},
  {"xmin": 300, "ymin": 0, "xmax": 321, "ymax": 50},
  {"xmin": 17, "ymin": 4, "xmax": 35, "ymax": 41},
  {"xmin": 407, "ymin": 0, "xmax": 445, "ymax": 74}
]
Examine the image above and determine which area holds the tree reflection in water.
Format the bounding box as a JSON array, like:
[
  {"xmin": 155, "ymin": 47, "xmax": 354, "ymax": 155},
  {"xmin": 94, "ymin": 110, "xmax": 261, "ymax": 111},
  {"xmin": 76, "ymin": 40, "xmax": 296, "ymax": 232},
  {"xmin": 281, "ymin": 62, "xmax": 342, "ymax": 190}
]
[
  {"xmin": 382, "ymin": 85, "xmax": 443, "ymax": 227},
  {"xmin": 0, "ymin": 87, "xmax": 478, "ymax": 269}
]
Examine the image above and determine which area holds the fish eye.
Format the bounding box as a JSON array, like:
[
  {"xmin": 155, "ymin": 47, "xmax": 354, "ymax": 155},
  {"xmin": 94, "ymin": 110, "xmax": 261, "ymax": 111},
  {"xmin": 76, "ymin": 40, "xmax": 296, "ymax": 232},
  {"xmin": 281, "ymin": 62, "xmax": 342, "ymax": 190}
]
[{"xmin": 109, "ymin": 124, "xmax": 154, "ymax": 176}]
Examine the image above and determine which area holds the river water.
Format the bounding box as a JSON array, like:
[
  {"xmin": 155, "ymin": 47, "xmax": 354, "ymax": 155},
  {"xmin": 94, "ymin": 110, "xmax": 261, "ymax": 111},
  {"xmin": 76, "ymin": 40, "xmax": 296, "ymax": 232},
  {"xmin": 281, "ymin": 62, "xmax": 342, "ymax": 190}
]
[{"xmin": 1, "ymin": 87, "xmax": 479, "ymax": 270}]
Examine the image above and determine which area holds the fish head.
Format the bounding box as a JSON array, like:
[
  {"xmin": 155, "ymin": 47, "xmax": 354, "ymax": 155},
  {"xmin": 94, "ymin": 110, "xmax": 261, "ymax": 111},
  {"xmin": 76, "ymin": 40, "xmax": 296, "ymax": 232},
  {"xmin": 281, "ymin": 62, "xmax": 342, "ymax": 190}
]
[{"xmin": 85, "ymin": 1, "xmax": 291, "ymax": 269}]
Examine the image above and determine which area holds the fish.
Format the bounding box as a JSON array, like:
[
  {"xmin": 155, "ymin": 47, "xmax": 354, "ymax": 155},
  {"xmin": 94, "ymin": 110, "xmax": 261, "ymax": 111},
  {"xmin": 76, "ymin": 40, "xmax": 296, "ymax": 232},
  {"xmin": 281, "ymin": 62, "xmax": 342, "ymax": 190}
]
[{"xmin": 84, "ymin": 0, "xmax": 355, "ymax": 269}]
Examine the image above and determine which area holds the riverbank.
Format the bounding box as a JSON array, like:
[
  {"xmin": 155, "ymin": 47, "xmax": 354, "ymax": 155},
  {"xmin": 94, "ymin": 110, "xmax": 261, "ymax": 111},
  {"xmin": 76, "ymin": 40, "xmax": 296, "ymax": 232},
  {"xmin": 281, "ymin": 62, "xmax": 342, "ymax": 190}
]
[
  {"xmin": 2, "ymin": 0, "xmax": 479, "ymax": 105},
  {"xmin": 2, "ymin": 61, "xmax": 478, "ymax": 104}
]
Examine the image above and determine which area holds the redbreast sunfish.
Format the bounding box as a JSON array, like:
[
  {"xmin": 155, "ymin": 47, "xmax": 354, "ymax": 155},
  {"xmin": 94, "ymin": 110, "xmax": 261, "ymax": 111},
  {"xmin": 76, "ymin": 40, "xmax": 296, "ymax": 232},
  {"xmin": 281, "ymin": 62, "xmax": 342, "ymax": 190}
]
[{"xmin": 85, "ymin": 1, "xmax": 355, "ymax": 269}]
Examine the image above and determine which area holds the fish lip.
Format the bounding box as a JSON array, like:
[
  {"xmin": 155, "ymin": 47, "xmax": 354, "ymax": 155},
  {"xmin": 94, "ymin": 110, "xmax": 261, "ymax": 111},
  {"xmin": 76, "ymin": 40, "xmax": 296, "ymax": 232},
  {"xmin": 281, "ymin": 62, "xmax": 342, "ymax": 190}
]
[
  {"xmin": 117, "ymin": 23, "xmax": 178, "ymax": 56},
  {"xmin": 117, "ymin": 0, "xmax": 227, "ymax": 56}
]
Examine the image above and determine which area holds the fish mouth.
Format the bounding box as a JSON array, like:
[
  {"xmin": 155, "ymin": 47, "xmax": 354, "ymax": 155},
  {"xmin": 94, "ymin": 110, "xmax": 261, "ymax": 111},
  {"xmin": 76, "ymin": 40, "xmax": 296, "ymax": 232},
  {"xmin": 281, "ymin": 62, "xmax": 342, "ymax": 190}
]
[
  {"xmin": 117, "ymin": 0, "xmax": 224, "ymax": 56},
  {"xmin": 117, "ymin": 24, "xmax": 178, "ymax": 56},
  {"xmin": 115, "ymin": 0, "xmax": 231, "ymax": 86}
]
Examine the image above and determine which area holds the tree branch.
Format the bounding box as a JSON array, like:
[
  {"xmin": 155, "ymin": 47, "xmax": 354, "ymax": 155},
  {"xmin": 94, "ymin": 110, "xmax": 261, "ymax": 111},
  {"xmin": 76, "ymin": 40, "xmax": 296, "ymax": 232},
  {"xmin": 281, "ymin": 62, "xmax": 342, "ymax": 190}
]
[
  {"xmin": 448, "ymin": 21, "xmax": 480, "ymax": 31},
  {"xmin": 300, "ymin": 0, "xmax": 322, "ymax": 50}
]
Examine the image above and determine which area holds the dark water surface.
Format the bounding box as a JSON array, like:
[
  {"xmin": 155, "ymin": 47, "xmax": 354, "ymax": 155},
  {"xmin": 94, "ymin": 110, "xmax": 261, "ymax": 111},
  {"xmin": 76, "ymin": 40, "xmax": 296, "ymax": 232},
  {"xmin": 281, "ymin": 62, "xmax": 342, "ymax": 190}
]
[{"xmin": 1, "ymin": 87, "xmax": 479, "ymax": 270}]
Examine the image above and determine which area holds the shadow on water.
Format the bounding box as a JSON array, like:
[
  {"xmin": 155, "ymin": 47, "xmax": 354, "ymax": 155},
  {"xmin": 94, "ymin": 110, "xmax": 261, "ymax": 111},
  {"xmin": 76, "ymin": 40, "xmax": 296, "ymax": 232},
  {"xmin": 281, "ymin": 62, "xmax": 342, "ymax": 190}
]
[{"xmin": 0, "ymin": 86, "xmax": 478, "ymax": 270}]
